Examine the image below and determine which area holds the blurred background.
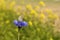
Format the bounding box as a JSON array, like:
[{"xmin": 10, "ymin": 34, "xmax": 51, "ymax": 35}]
[{"xmin": 0, "ymin": 0, "xmax": 60, "ymax": 40}]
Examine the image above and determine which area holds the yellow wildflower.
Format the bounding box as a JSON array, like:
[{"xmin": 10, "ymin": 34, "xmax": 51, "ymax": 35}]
[
  {"xmin": 17, "ymin": 6, "xmax": 22, "ymax": 11},
  {"xmin": 34, "ymin": 13, "xmax": 38, "ymax": 18},
  {"xmin": 0, "ymin": 0, "xmax": 5, "ymax": 4},
  {"xmin": 9, "ymin": 1, "xmax": 16, "ymax": 9},
  {"xmin": 26, "ymin": 4, "xmax": 32, "ymax": 10},
  {"xmin": 50, "ymin": 37, "xmax": 53, "ymax": 40},
  {"xmin": 45, "ymin": 9, "xmax": 53, "ymax": 14},
  {"xmin": 39, "ymin": 13, "xmax": 45, "ymax": 23},
  {"xmin": 48, "ymin": 14, "xmax": 58, "ymax": 20},
  {"xmin": 30, "ymin": 10, "xmax": 37, "ymax": 14},
  {"xmin": 40, "ymin": 13, "xmax": 45, "ymax": 19},
  {"xmin": 5, "ymin": 20, "xmax": 10, "ymax": 24},
  {"xmin": 15, "ymin": 28, "xmax": 18, "ymax": 32},
  {"xmin": 28, "ymin": 21, "xmax": 32, "ymax": 26},
  {"xmin": 0, "ymin": 0, "xmax": 6, "ymax": 9},
  {"xmin": 53, "ymin": 14, "xmax": 59, "ymax": 19},
  {"xmin": 35, "ymin": 6, "xmax": 40, "ymax": 10},
  {"xmin": 48, "ymin": 14, "xmax": 53, "ymax": 19},
  {"xmin": 39, "ymin": 1, "xmax": 45, "ymax": 7},
  {"xmin": 16, "ymin": 12, "xmax": 20, "ymax": 16}
]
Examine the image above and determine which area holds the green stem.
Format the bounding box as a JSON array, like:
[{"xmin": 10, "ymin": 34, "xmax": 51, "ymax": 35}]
[{"xmin": 18, "ymin": 27, "xmax": 21, "ymax": 40}]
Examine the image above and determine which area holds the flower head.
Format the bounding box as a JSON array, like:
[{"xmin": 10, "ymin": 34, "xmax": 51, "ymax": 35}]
[
  {"xmin": 39, "ymin": 1, "xmax": 45, "ymax": 7},
  {"xmin": 28, "ymin": 21, "xmax": 32, "ymax": 26},
  {"xmin": 26, "ymin": 4, "xmax": 32, "ymax": 10},
  {"xmin": 5, "ymin": 20, "xmax": 10, "ymax": 24},
  {"xmin": 14, "ymin": 20, "xmax": 27, "ymax": 27}
]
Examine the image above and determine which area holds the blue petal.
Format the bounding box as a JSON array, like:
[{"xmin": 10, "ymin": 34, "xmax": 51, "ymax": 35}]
[
  {"xmin": 14, "ymin": 20, "xmax": 18, "ymax": 26},
  {"xmin": 18, "ymin": 21, "xmax": 27, "ymax": 27},
  {"xmin": 14, "ymin": 20, "xmax": 28, "ymax": 27},
  {"xmin": 23, "ymin": 21, "xmax": 28, "ymax": 26}
]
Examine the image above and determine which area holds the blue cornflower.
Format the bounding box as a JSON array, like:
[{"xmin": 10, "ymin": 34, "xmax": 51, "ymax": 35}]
[{"xmin": 14, "ymin": 20, "xmax": 27, "ymax": 27}]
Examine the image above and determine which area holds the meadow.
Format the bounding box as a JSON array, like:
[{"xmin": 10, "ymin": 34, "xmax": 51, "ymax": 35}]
[{"xmin": 0, "ymin": 0, "xmax": 60, "ymax": 40}]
